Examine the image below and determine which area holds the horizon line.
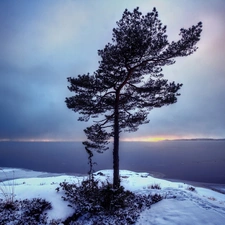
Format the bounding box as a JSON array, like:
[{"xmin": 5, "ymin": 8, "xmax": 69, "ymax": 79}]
[{"xmin": 0, "ymin": 137, "xmax": 225, "ymax": 143}]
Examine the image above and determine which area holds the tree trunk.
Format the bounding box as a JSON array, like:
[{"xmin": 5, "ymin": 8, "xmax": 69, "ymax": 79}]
[{"xmin": 113, "ymin": 92, "xmax": 120, "ymax": 188}]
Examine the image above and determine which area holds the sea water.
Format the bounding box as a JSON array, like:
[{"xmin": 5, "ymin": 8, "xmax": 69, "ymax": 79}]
[{"xmin": 0, "ymin": 141, "xmax": 225, "ymax": 184}]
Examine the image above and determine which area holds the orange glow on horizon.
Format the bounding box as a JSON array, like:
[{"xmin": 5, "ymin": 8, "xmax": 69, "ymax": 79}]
[
  {"xmin": 122, "ymin": 136, "xmax": 180, "ymax": 142},
  {"xmin": 1, "ymin": 136, "xmax": 219, "ymax": 143},
  {"xmin": 1, "ymin": 137, "xmax": 177, "ymax": 142}
]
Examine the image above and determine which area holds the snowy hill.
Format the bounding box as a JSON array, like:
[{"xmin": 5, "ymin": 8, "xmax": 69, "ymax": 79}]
[{"xmin": 1, "ymin": 168, "xmax": 225, "ymax": 224}]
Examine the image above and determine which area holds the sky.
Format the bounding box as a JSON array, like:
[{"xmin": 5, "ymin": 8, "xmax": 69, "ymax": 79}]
[{"xmin": 0, "ymin": 0, "xmax": 225, "ymax": 142}]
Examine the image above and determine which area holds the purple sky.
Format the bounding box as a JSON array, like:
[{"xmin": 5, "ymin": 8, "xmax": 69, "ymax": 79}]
[{"xmin": 0, "ymin": 0, "xmax": 224, "ymax": 142}]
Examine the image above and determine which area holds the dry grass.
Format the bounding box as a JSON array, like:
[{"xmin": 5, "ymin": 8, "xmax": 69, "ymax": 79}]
[{"xmin": 0, "ymin": 168, "xmax": 15, "ymax": 205}]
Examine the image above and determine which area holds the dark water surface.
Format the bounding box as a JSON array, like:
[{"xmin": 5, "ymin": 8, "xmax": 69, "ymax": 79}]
[{"xmin": 0, "ymin": 141, "xmax": 225, "ymax": 184}]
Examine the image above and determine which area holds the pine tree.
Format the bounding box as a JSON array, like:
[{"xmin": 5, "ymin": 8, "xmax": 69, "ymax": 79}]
[{"xmin": 66, "ymin": 7, "xmax": 202, "ymax": 188}]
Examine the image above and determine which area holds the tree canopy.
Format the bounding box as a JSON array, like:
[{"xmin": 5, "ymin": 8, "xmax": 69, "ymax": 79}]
[{"xmin": 66, "ymin": 7, "xmax": 202, "ymax": 187}]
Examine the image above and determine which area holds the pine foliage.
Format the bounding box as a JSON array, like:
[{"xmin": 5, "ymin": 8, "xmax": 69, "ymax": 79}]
[{"xmin": 66, "ymin": 7, "xmax": 202, "ymax": 187}]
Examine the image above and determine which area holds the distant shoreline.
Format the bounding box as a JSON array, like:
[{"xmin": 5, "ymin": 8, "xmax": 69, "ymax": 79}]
[
  {"xmin": 166, "ymin": 138, "xmax": 225, "ymax": 142},
  {"xmin": 1, "ymin": 138, "xmax": 225, "ymax": 143}
]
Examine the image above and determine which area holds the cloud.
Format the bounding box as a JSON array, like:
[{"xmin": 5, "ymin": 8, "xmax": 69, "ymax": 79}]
[
  {"xmin": 0, "ymin": 0, "xmax": 225, "ymax": 141},
  {"xmin": 0, "ymin": 62, "xmax": 83, "ymax": 140},
  {"xmin": 30, "ymin": 2, "xmax": 88, "ymax": 52}
]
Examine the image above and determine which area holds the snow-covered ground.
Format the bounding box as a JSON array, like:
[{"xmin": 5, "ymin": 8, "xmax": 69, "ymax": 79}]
[{"xmin": 1, "ymin": 168, "xmax": 225, "ymax": 224}]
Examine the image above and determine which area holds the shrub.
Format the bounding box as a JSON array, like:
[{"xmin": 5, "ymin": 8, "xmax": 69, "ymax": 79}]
[
  {"xmin": 187, "ymin": 186, "xmax": 196, "ymax": 192},
  {"xmin": 57, "ymin": 178, "xmax": 163, "ymax": 224},
  {"xmin": 148, "ymin": 183, "xmax": 161, "ymax": 190},
  {"xmin": 0, "ymin": 198, "xmax": 52, "ymax": 224}
]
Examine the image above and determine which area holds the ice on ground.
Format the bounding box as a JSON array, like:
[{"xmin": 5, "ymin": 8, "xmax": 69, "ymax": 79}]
[{"xmin": 0, "ymin": 167, "xmax": 63, "ymax": 181}]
